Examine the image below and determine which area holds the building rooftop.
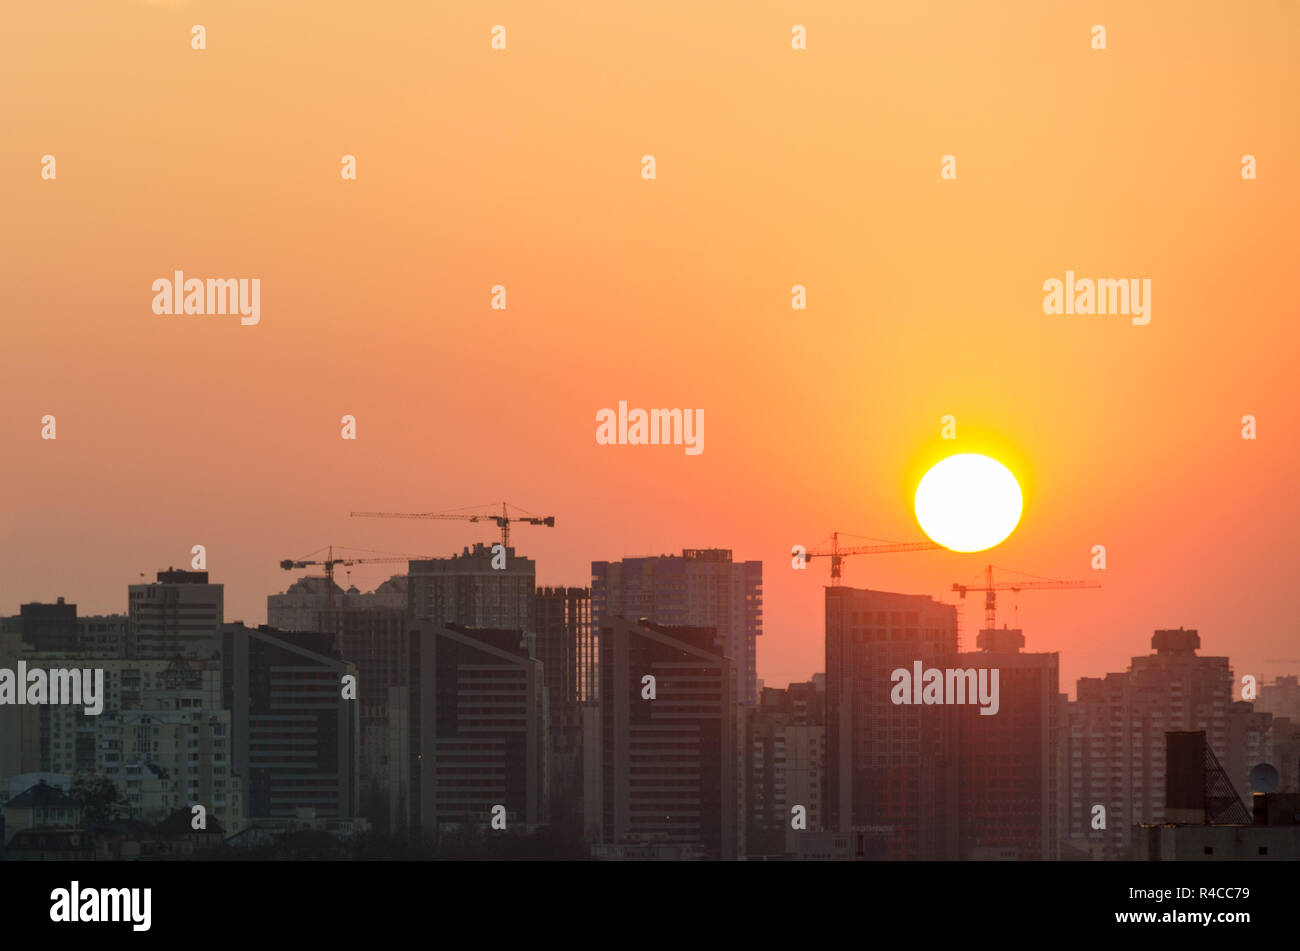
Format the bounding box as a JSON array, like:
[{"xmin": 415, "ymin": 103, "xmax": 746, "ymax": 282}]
[
  {"xmin": 1152, "ymin": 628, "xmax": 1200, "ymax": 653},
  {"xmin": 152, "ymin": 567, "xmax": 211, "ymax": 584},
  {"xmin": 2, "ymin": 780, "xmax": 78, "ymax": 810}
]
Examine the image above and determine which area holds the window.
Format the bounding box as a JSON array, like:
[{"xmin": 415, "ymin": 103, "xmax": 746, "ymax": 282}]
[{"xmin": 1203, "ymin": 846, "xmax": 1214, "ymax": 855}]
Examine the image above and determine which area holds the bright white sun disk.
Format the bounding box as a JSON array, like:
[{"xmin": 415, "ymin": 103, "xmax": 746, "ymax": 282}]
[{"xmin": 914, "ymin": 454, "xmax": 1022, "ymax": 552}]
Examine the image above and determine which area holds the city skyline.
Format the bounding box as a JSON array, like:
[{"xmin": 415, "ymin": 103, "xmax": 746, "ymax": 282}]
[
  {"xmin": 5, "ymin": 539, "xmax": 1294, "ymax": 702},
  {"xmin": 4, "ymin": 3, "xmax": 1297, "ymax": 707},
  {"xmin": 3, "ymin": 1, "xmax": 1298, "ymax": 938},
  {"xmin": 7, "ymin": 561, "xmax": 1295, "ymax": 863}
]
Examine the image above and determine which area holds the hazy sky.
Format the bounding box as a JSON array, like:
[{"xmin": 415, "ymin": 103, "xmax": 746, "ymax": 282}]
[{"xmin": 3, "ymin": 1, "xmax": 1298, "ymax": 696}]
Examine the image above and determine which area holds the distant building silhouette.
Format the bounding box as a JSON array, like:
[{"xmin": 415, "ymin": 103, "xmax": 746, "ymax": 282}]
[
  {"xmin": 1270, "ymin": 717, "xmax": 1300, "ymax": 794},
  {"xmin": 533, "ymin": 586, "xmax": 594, "ymax": 829},
  {"xmin": 1258, "ymin": 675, "xmax": 1300, "ymax": 723},
  {"xmin": 957, "ymin": 627, "xmax": 1059, "ymax": 860},
  {"xmin": 406, "ymin": 622, "xmax": 547, "ymax": 837},
  {"xmin": 129, "ymin": 568, "xmax": 222, "ymax": 658},
  {"xmin": 4, "ymin": 608, "xmax": 129, "ymax": 656},
  {"xmin": 591, "ymin": 549, "xmax": 762, "ymax": 706},
  {"xmin": 408, "ymin": 544, "xmax": 535, "ymax": 632},
  {"xmin": 825, "ymin": 587, "xmax": 959, "ymax": 859},
  {"xmin": 270, "ymin": 575, "xmax": 410, "ymax": 833},
  {"xmin": 76, "ymin": 614, "xmax": 128, "ymax": 656},
  {"xmin": 18, "ymin": 599, "xmax": 78, "ymax": 653},
  {"xmin": 747, "ymin": 680, "xmax": 825, "ymax": 857},
  {"xmin": 587, "ymin": 618, "xmax": 740, "ymax": 860},
  {"xmin": 0, "ymin": 630, "xmax": 40, "ymax": 789},
  {"xmin": 1060, "ymin": 628, "xmax": 1269, "ymax": 859},
  {"xmin": 268, "ymin": 574, "xmax": 407, "ymax": 634},
  {"xmin": 221, "ymin": 623, "xmax": 359, "ymax": 821}
]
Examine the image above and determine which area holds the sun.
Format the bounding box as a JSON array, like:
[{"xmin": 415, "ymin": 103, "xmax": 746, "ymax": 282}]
[{"xmin": 914, "ymin": 453, "xmax": 1022, "ymax": 552}]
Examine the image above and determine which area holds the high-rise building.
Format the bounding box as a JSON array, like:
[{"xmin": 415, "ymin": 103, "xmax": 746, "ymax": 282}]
[
  {"xmin": 587, "ymin": 618, "xmax": 740, "ymax": 860},
  {"xmin": 1060, "ymin": 628, "xmax": 1252, "ymax": 860},
  {"xmin": 95, "ymin": 710, "xmax": 242, "ymax": 830},
  {"xmin": 533, "ymin": 586, "xmax": 595, "ymax": 730},
  {"xmin": 76, "ymin": 614, "xmax": 128, "ymax": 657},
  {"xmin": 747, "ymin": 681, "xmax": 826, "ymax": 857},
  {"xmin": 1271, "ymin": 717, "xmax": 1300, "ymax": 793},
  {"xmin": 267, "ymin": 575, "xmax": 407, "ymax": 636},
  {"xmin": 0, "ymin": 631, "xmax": 41, "ymax": 794},
  {"xmin": 1258, "ymin": 675, "xmax": 1300, "ymax": 723},
  {"xmin": 338, "ymin": 606, "xmax": 408, "ymax": 831},
  {"xmin": 7, "ymin": 609, "xmax": 130, "ymax": 658},
  {"xmin": 18, "ymin": 599, "xmax": 78, "ymax": 653},
  {"xmin": 956, "ymin": 627, "xmax": 1059, "ymax": 861},
  {"xmin": 269, "ymin": 576, "xmax": 410, "ymax": 831},
  {"xmin": 220, "ymin": 623, "xmax": 359, "ymax": 820},
  {"xmin": 407, "ymin": 622, "xmax": 547, "ymax": 836},
  {"xmin": 129, "ymin": 569, "xmax": 223, "ymax": 659},
  {"xmin": 15, "ymin": 651, "xmax": 242, "ymax": 831},
  {"xmin": 267, "ymin": 576, "xmax": 342, "ymax": 635},
  {"xmin": 36, "ymin": 655, "xmax": 224, "ymax": 775},
  {"xmin": 1229, "ymin": 700, "xmax": 1274, "ymax": 796},
  {"xmin": 591, "ymin": 549, "xmax": 762, "ymax": 706},
  {"xmin": 825, "ymin": 587, "xmax": 959, "ymax": 860},
  {"xmin": 533, "ymin": 586, "xmax": 594, "ymax": 826},
  {"xmin": 408, "ymin": 544, "xmax": 535, "ymax": 632}
]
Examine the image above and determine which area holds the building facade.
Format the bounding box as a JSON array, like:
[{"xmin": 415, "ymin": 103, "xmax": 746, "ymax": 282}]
[
  {"xmin": 591, "ymin": 549, "xmax": 762, "ymax": 707},
  {"xmin": 270, "ymin": 575, "xmax": 411, "ymax": 831},
  {"xmin": 1059, "ymin": 628, "xmax": 1261, "ymax": 860},
  {"xmin": 18, "ymin": 599, "xmax": 78, "ymax": 653},
  {"xmin": 128, "ymin": 569, "xmax": 223, "ymax": 659},
  {"xmin": 408, "ymin": 623, "xmax": 547, "ymax": 837},
  {"xmin": 221, "ymin": 624, "xmax": 359, "ymax": 821},
  {"xmin": 533, "ymin": 586, "xmax": 594, "ymax": 828},
  {"xmin": 747, "ymin": 681, "xmax": 825, "ymax": 857},
  {"xmin": 956, "ymin": 628, "xmax": 1059, "ymax": 861},
  {"xmin": 825, "ymin": 587, "xmax": 959, "ymax": 860},
  {"xmin": 408, "ymin": 544, "xmax": 535, "ymax": 632},
  {"xmin": 588, "ymin": 618, "xmax": 739, "ymax": 860}
]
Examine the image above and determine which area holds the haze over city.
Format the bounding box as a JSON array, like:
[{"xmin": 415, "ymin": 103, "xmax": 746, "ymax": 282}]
[{"xmin": 4, "ymin": 5, "xmax": 1296, "ymax": 700}]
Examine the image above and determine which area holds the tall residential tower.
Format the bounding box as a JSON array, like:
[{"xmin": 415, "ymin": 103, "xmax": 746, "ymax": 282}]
[{"xmin": 591, "ymin": 549, "xmax": 762, "ymax": 706}]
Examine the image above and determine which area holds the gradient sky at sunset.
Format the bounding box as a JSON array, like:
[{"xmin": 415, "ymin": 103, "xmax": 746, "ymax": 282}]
[{"xmin": 3, "ymin": 1, "xmax": 1298, "ymax": 696}]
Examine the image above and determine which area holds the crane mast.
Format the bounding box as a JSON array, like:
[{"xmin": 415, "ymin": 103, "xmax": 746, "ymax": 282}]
[{"xmin": 952, "ymin": 564, "xmax": 1101, "ymax": 630}]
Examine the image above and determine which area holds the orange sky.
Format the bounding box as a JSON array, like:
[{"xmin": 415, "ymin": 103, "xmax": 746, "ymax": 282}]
[{"xmin": 2, "ymin": 1, "xmax": 1298, "ymax": 697}]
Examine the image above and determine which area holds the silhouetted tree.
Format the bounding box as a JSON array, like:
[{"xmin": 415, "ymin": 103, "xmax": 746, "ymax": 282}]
[{"xmin": 71, "ymin": 776, "xmax": 126, "ymax": 824}]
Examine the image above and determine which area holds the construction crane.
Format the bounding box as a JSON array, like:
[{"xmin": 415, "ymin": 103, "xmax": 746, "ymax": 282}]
[
  {"xmin": 279, "ymin": 546, "xmax": 422, "ymax": 646},
  {"xmin": 349, "ymin": 501, "xmax": 554, "ymax": 549},
  {"xmin": 952, "ymin": 564, "xmax": 1101, "ymax": 631},
  {"xmin": 804, "ymin": 531, "xmax": 944, "ymax": 585}
]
